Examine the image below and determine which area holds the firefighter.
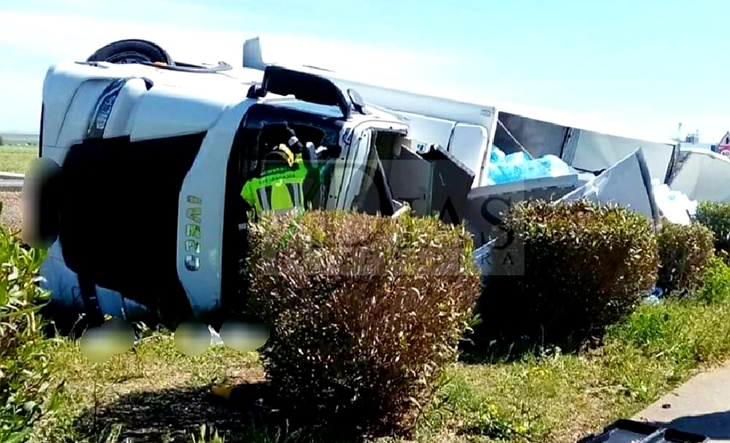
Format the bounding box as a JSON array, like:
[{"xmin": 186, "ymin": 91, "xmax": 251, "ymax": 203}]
[
  {"xmin": 241, "ymin": 143, "xmax": 309, "ymax": 218},
  {"xmin": 239, "ymin": 122, "xmax": 323, "ymax": 220}
]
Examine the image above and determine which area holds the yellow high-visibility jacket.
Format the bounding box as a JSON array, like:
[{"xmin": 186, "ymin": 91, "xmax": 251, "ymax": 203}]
[{"xmin": 241, "ymin": 155, "xmax": 309, "ymax": 216}]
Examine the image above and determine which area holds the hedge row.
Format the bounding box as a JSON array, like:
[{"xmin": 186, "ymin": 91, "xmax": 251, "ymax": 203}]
[
  {"xmin": 0, "ymin": 204, "xmax": 59, "ymax": 443},
  {"xmin": 241, "ymin": 201, "xmax": 730, "ymax": 439},
  {"xmin": 479, "ymin": 200, "xmax": 723, "ymax": 347},
  {"xmin": 479, "ymin": 200, "xmax": 660, "ymax": 345},
  {"xmin": 4, "ymin": 179, "xmax": 729, "ymax": 441},
  {"xmin": 656, "ymin": 219, "xmax": 714, "ymax": 297},
  {"xmin": 695, "ymin": 201, "xmax": 730, "ymax": 258}
]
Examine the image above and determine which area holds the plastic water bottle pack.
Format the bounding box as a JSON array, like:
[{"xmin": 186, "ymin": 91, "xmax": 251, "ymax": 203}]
[{"xmin": 486, "ymin": 146, "xmax": 576, "ymax": 185}]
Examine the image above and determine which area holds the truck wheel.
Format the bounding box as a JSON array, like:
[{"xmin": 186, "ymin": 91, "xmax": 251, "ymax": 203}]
[{"xmin": 86, "ymin": 39, "xmax": 174, "ymax": 65}]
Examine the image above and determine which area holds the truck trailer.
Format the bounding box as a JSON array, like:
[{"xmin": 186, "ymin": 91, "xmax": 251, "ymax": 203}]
[{"xmin": 239, "ymin": 38, "xmax": 680, "ymax": 188}]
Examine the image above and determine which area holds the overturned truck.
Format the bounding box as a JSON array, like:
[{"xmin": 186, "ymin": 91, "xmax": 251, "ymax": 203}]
[
  {"xmin": 26, "ymin": 37, "xmax": 688, "ymax": 335},
  {"xmin": 27, "ymin": 39, "xmax": 478, "ymax": 335}
]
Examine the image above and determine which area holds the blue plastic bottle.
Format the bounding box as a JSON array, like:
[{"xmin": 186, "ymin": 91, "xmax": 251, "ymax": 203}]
[
  {"xmin": 490, "ymin": 147, "xmax": 506, "ymax": 164},
  {"xmin": 504, "ymin": 151, "xmax": 530, "ymax": 165}
]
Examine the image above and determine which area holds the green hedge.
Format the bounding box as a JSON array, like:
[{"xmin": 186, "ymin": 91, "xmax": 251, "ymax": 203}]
[
  {"xmin": 656, "ymin": 220, "xmax": 715, "ymax": 297},
  {"xmin": 245, "ymin": 210, "xmax": 480, "ymax": 439},
  {"xmin": 0, "ymin": 205, "xmax": 59, "ymax": 443},
  {"xmin": 477, "ymin": 199, "xmax": 659, "ymax": 347},
  {"xmin": 694, "ymin": 201, "xmax": 730, "ymax": 258},
  {"xmin": 696, "ymin": 254, "xmax": 730, "ymax": 305}
]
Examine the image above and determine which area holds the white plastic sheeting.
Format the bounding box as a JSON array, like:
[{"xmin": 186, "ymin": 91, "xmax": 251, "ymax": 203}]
[
  {"xmin": 669, "ymin": 147, "xmax": 730, "ymax": 203},
  {"xmin": 651, "ymin": 179, "xmax": 697, "ymax": 225}
]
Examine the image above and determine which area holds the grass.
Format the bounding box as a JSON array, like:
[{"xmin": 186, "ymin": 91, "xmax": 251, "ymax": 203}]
[
  {"xmin": 27, "ymin": 334, "xmax": 266, "ymax": 443},
  {"xmin": 0, "ymin": 145, "xmax": 37, "ymax": 174},
  {"xmin": 19, "ymin": 279, "xmax": 730, "ymax": 443}
]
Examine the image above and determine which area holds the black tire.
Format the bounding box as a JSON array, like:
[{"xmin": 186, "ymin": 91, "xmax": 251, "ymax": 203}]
[{"xmin": 87, "ymin": 39, "xmax": 174, "ymax": 65}]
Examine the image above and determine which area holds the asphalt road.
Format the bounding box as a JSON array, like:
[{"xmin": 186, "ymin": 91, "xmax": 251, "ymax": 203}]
[{"xmin": 633, "ymin": 358, "xmax": 730, "ymax": 442}]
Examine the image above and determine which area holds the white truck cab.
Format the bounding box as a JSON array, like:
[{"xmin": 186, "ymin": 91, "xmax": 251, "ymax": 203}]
[{"xmin": 31, "ymin": 58, "xmax": 412, "ymax": 332}]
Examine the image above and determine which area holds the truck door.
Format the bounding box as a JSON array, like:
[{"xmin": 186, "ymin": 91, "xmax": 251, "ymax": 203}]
[
  {"xmin": 326, "ymin": 123, "xmax": 375, "ymax": 211},
  {"xmin": 326, "ymin": 123, "xmax": 399, "ymax": 215}
]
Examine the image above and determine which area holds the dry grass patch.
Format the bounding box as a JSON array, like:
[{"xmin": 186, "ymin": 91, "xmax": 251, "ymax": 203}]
[{"xmin": 28, "ymin": 334, "xmax": 264, "ymax": 443}]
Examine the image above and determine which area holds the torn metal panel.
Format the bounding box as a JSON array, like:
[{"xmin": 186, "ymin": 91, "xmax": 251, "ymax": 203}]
[
  {"xmin": 560, "ymin": 149, "xmax": 660, "ymax": 225},
  {"xmin": 569, "ymin": 130, "xmax": 677, "ymax": 184},
  {"xmin": 495, "ymin": 112, "xmax": 568, "ymax": 159},
  {"xmin": 669, "ymin": 147, "xmax": 730, "ymax": 203},
  {"xmin": 381, "ymin": 144, "xmax": 475, "ymax": 224}
]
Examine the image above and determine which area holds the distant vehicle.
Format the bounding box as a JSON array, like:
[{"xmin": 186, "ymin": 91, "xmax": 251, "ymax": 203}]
[{"xmin": 715, "ymin": 131, "xmax": 730, "ymax": 156}]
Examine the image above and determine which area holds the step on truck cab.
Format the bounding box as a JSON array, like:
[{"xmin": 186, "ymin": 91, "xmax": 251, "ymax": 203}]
[{"xmin": 28, "ymin": 55, "xmax": 411, "ymax": 333}]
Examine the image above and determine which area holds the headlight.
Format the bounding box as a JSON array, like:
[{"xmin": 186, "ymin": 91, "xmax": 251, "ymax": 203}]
[{"xmin": 86, "ymin": 78, "xmax": 127, "ymax": 139}]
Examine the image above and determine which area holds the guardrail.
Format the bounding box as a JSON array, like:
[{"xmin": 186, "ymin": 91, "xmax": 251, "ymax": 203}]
[
  {"xmin": 0, "ymin": 172, "xmax": 24, "ymax": 179},
  {"xmin": 0, "ymin": 173, "xmax": 24, "ymax": 191}
]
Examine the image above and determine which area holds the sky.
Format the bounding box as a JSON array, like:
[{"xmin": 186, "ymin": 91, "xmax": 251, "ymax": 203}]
[{"xmin": 1, "ymin": 0, "xmax": 728, "ymax": 143}]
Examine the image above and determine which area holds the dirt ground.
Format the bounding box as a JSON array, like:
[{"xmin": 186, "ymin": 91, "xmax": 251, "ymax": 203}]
[{"xmin": 0, "ymin": 191, "xmax": 22, "ymax": 231}]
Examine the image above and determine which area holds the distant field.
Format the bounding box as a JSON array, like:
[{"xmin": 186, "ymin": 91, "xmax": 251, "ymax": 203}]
[
  {"xmin": 0, "ymin": 145, "xmax": 37, "ymax": 174},
  {"xmin": 1, "ymin": 132, "xmax": 39, "ymax": 146}
]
